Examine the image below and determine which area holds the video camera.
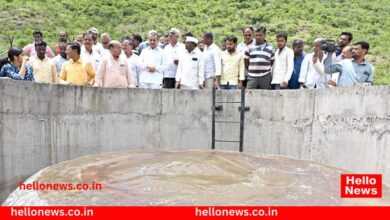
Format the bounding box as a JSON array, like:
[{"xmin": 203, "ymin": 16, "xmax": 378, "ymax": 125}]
[{"xmin": 320, "ymin": 39, "xmax": 337, "ymax": 52}]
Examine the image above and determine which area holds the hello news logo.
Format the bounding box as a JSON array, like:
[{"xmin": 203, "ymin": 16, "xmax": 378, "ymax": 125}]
[{"xmin": 341, "ymin": 174, "xmax": 382, "ymax": 198}]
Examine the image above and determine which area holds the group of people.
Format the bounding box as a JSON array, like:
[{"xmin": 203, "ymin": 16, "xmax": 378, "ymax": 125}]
[{"xmin": 0, "ymin": 26, "xmax": 374, "ymax": 90}]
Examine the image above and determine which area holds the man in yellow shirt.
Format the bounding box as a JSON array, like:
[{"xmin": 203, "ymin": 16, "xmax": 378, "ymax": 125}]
[
  {"xmin": 221, "ymin": 35, "xmax": 245, "ymax": 90},
  {"xmin": 28, "ymin": 41, "xmax": 58, "ymax": 83},
  {"xmin": 60, "ymin": 43, "xmax": 95, "ymax": 86}
]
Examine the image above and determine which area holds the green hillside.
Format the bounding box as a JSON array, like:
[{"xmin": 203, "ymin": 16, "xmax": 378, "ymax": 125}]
[{"xmin": 1, "ymin": 0, "xmax": 389, "ymax": 84}]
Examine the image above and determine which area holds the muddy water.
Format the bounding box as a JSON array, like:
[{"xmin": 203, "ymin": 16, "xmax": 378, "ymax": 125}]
[{"xmin": 3, "ymin": 150, "xmax": 390, "ymax": 206}]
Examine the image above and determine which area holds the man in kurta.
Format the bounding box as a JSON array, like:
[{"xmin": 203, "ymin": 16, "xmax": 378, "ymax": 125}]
[
  {"xmin": 94, "ymin": 40, "xmax": 134, "ymax": 88},
  {"xmin": 175, "ymin": 37, "xmax": 204, "ymax": 90}
]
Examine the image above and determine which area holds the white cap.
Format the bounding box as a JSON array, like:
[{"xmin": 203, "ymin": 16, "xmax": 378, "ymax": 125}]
[
  {"xmin": 88, "ymin": 27, "xmax": 99, "ymax": 34},
  {"xmin": 170, "ymin": 28, "xmax": 180, "ymax": 36},
  {"xmin": 186, "ymin": 36, "xmax": 198, "ymax": 44}
]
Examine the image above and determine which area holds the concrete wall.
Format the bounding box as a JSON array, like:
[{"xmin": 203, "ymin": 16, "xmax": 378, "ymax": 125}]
[{"xmin": 1, "ymin": 79, "xmax": 390, "ymax": 202}]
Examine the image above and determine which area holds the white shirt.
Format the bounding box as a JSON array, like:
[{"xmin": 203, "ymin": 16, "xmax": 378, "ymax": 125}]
[
  {"xmin": 176, "ymin": 48, "xmax": 204, "ymax": 89},
  {"xmin": 122, "ymin": 53, "xmax": 141, "ymax": 87},
  {"xmin": 299, "ymin": 52, "xmax": 327, "ymax": 89},
  {"xmin": 271, "ymin": 46, "xmax": 294, "ymax": 84},
  {"xmin": 100, "ymin": 48, "xmax": 110, "ymax": 57},
  {"xmin": 52, "ymin": 55, "xmax": 67, "ymax": 77},
  {"xmin": 93, "ymin": 43, "xmax": 104, "ymax": 56},
  {"xmin": 161, "ymin": 42, "xmax": 185, "ymax": 78},
  {"xmin": 81, "ymin": 46, "xmax": 101, "ymax": 71},
  {"xmin": 237, "ymin": 39, "xmax": 256, "ymax": 55},
  {"xmin": 138, "ymin": 46, "xmax": 164, "ymax": 85},
  {"xmin": 237, "ymin": 39, "xmax": 256, "ymax": 76},
  {"xmin": 203, "ymin": 43, "xmax": 222, "ymax": 79}
]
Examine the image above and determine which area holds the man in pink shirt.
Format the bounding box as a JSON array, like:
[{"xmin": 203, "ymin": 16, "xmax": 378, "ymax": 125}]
[
  {"xmin": 94, "ymin": 40, "xmax": 134, "ymax": 88},
  {"xmin": 23, "ymin": 31, "xmax": 55, "ymax": 58}
]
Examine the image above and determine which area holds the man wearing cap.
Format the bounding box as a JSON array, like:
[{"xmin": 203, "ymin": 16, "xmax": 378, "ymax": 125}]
[
  {"xmin": 94, "ymin": 40, "xmax": 134, "ymax": 88},
  {"xmin": 138, "ymin": 30, "xmax": 164, "ymax": 89},
  {"xmin": 161, "ymin": 28, "xmax": 185, "ymax": 89},
  {"xmin": 175, "ymin": 36, "xmax": 204, "ymax": 90},
  {"xmin": 88, "ymin": 27, "xmax": 104, "ymax": 56}
]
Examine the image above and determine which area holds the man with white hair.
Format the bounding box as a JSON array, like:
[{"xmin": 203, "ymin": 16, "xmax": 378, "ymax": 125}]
[
  {"xmin": 175, "ymin": 36, "xmax": 204, "ymax": 90},
  {"xmin": 161, "ymin": 28, "xmax": 185, "ymax": 88},
  {"xmin": 100, "ymin": 33, "xmax": 111, "ymax": 57},
  {"xmin": 298, "ymin": 38, "xmax": 327, "ymax": 89},
  {"xmin": 138, "ymin": 30, "xmax": 164, "ymax": 89},
  {"xmin": 122, "ymin": 36, "xmax": 141, "ymax": 87},
  {"xmin": 94, "ymin": 40, "xmax": 134, "ymax": 88}
]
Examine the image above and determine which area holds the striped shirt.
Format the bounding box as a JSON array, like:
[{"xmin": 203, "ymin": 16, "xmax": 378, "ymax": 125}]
[{"xmin": 244, "ymin": 41, "xmax": 274, "ymax": 77}]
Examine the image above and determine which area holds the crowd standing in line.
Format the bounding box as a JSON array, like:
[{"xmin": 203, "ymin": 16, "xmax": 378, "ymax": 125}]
[{"xmin": 0, "ymin": 27, "xmax": 374, "ymax": 90}]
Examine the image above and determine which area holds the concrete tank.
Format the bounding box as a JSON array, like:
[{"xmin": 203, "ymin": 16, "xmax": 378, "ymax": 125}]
[{"xmin": 1, "ymin": 80, "xmax": 390, "ymax": 204}]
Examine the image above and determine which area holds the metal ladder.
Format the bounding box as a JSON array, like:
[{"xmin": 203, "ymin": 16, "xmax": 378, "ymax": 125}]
[{"xmin": 211, "ymin": 87, "xmax": 249, "ymax": 152}]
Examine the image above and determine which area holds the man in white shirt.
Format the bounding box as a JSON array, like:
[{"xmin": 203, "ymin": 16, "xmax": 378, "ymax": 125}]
[
  {"xmin": 138, "ymin": 30, "xmax": 164, "ymax": 89},
  {"xmin": 271, "ymin": 33, "xmax": 294, "ymax": 90},
  {"xmin": 122, "ymin": 37, "xmax": 141, "ymax": 87},
  {"xmin": 99, "ymin": 33, "xmax": 111, "ymax": 57},
  {"xmin": 88, "ymin": 27, "xmax": 104, "ymax": 56},
  {"xmin": 52, "ymin": 42, "xmax": 68, "ymax": 77},
  {"xmin": 237, "ymin": 27, "xmax": 257, "ymax": 88},
  {"xmin": 81, "ymin": 32, "xmax": 101, "ymax": 72},
  {"xmin": 202, "ymin": 31, "xmax": 222, "ymax": 89},
  {"xmin": 175, "ymin": 37, "xmax": 204, "ymax": 90},
  {"xmin": 237, "ymin": 27, "xmax": 256, "ymax": 54},
  {"xmin": 299, "ymin": 38, "xmax": 327, "ymax": 89},
  {"xmin": 161, "ymin": 28, "xmax": 185, "ymax": 88}
]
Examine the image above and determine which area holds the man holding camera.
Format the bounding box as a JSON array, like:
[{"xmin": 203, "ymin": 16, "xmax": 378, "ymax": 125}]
[{"xmin": 324, "ymin": 41, "xmax": 374, "ymax": 87}]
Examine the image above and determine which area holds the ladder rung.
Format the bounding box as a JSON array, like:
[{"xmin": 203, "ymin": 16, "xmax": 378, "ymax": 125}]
[
  {"xmin": 215, "ymin": 120, "xmax": 240, "ymax": 124},
  {"xmin": 215, "ymin": 140, "xmax": 240, "ymax": 143},
  {"xmin": 215, "ymin": 101, "xmax": 241, "ymax": 104}
]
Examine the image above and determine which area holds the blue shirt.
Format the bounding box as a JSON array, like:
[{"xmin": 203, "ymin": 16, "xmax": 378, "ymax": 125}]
[
  {"xmin": 288, "ymin": 52, "xmax": 306, "ymax": 89},
  {"xmin": 335, "ymin": 48, "xmax": 342, "ymax": 57},
  {"xmin": 324, "ymin": 56, "xmax": 374, "ymax": 87},
  {"xmin": 0, "ymin": 63, "xmax": 34, "ymax": 81},
  {"xmin": 138, "ymin": 42, "xmax": 149, "ymax": 55}
]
